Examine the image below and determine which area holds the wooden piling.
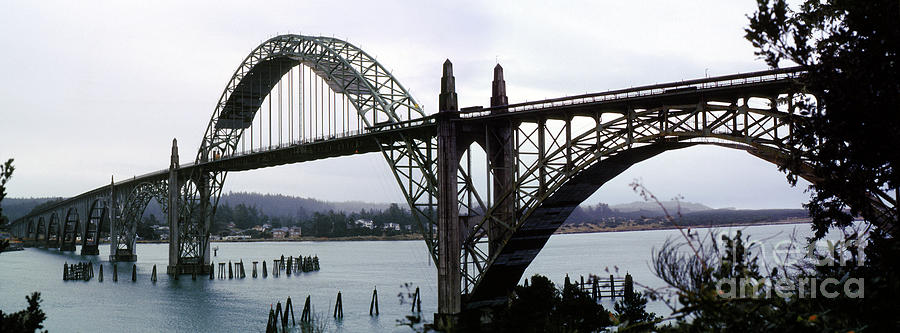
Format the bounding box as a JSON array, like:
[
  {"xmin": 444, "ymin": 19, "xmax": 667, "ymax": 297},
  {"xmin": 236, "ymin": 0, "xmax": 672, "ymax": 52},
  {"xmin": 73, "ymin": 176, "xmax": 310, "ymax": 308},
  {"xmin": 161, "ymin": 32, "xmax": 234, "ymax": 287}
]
[
  {"xmin": 262, "ymin": 261, "xmax": 268, "ymax": 278},
  {"xmin": 370, "ymin": 287, "xmax": 379, "ymax": 315},
  {"xmin": 266, "ymin": 306, "xmax": 276, "ymax": 333},
  {"xmin": 609, "ymin": 274, "xmax": 616, "ymax": 300},
  {"xmin": 624, "ymin": 273, "xmax": 634, "ymax": 300},
  {"xmin": 285, "ymin": 296, "xmax": 296, "ymax": 326},
  {"xmin": 301, "ymin": 295, "xmax": 311, "ymax": 323},
  {"xmin": 113, "ymin": 263, "xmax": 118, "ymax": 282},
  {"xmin": 239, "ymin": 260, "xmax": 246, "ymax": 278},
  {"xmin": 151, "ymin": 265, "xmax": 157, "ymax": 282},
  {"xmin": 252, "ymin": 261, "xmax": 258, "ymax": 278},
  {"xmin": 228, "ymin": 260, "xmax": 233, "ymax": 279},
  {"xmin": 209, "ymin": 263, "xmax": 214, "ymax": 280},
  {"xmin": 286, "ymin": 256, "xmax": 292, "ymax": 276},
  {"xmin": 412, "ymin": 287, "xmax": 421, "ymax": 312},
  {"xmin": 98, "ymin": 264, "xmax": 103, "ymax": 282},
  {"xmin": 132, "ymin": 264, "xmax": 137, "ymax": 282},
  {"xmin": 63, "ymin": 262, "xmax": 68, "ymax": 281},
  {"xmin": 333, "ymin": 291, "xmax": 343, "ymax": 319}
]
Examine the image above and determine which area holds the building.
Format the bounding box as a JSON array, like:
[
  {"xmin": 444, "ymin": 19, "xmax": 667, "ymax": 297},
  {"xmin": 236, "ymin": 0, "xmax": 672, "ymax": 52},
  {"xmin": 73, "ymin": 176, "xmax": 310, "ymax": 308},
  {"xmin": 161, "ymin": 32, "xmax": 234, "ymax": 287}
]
[
  {"xmin": 289, "ymin": 226, "xmax": 302, "ymax": 238},
  {"xmin": 223, "ymin": 235, "xmax": 251, "ymax": 241},
  {"xmin": 383, "ymin": 222, "xmax": 401, "ymax": 231},
  {"xmin": 354, "ymin": 219, "xmax": 374, "ymax": 229},
  {"xmin": 272, "ymin": 227, "xmax": 289, "ymax": 239}
]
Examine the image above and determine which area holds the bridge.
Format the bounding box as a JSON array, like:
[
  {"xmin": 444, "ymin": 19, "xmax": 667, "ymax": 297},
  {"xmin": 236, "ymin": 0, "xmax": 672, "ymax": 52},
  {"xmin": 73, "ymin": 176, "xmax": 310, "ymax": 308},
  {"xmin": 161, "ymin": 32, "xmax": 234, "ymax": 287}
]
[{"xmin": 8, "ymin": 34, "xmax": 897, "ymax": 324}]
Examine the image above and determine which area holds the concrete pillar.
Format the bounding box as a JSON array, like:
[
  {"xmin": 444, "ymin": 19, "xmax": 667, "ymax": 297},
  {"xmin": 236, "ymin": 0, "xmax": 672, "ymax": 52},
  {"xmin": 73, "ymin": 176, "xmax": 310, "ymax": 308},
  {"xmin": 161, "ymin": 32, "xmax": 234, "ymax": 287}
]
[
  {"xmin": 108, "ymin": 176, "xmax": 119, "ymax": 260},
  {"xmin": 167, "ymin": 138, "xmax": 180, "ymax": 274},
  {"xmin": 487, "ymin": 64, "xmax": 515, "ymax": 256},
  {"xmin": 436, "ymin": 60, "xmax": 461, "ymax": 322}
]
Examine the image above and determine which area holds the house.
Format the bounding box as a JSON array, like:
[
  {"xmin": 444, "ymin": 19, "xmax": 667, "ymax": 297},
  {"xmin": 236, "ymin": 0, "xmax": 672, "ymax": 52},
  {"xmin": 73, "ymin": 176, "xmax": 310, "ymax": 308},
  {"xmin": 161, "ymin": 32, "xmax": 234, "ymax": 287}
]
[
  {"xmin": 383, "ymin": 222, "xmax": 401, "ymax": 231},
  {"xmin": 354, "ymin": 219, "xmax": 374, "ymax": 229},
  {"xmin": 272, "ymin": 227, "xmax": 289, "ymax": 239},
  {"xmin": 289, "ymin": 226, "xmax": 302, "ymax": 238},
  {"xmin": 252, "ymin": 225, "xmax": 267, "ymax": 232}
]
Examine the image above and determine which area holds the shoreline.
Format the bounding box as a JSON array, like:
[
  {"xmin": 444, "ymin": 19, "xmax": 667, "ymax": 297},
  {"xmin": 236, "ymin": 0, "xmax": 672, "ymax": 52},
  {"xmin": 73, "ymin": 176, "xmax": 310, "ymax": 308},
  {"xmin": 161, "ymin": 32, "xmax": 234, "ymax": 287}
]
[
  {"xmin": 125, "ymin": 219, "xmax": 812, "ymax": 244},
  {"xmin": 555, "ymin": 218, "xmax": 811, "ymax": 235}
]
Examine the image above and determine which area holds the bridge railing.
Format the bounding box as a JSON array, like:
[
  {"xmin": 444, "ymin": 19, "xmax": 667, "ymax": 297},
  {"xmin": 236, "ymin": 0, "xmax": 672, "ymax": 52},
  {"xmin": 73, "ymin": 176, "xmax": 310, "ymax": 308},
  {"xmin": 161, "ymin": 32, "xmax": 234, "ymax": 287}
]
[
  {"xmin": 459, "ymin": 66, "xmax": 803, "ymax": 118},
  {"xmin": 216, "ymin": 115, "xmax": 437, "ymax": 161}
]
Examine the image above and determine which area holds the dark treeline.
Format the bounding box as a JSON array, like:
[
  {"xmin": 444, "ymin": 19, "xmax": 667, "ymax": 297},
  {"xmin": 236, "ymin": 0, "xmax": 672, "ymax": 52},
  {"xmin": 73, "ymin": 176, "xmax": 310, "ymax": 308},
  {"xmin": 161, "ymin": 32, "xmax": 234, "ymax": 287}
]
[
  {"xmin": 565, "ymin": 202, "xmax": 808, "ymax": 227},
  {"xmin": 210, "ymin": 202, "xmax": 418, "ymax": 238}
]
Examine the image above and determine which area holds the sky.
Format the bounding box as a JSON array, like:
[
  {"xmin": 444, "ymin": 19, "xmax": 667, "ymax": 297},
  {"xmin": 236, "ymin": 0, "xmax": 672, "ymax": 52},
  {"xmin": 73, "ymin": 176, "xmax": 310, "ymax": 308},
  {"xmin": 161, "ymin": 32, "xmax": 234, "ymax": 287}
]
[{"xmin": 0, "ymin": 0, "xmax": 812, "ymax": 209}]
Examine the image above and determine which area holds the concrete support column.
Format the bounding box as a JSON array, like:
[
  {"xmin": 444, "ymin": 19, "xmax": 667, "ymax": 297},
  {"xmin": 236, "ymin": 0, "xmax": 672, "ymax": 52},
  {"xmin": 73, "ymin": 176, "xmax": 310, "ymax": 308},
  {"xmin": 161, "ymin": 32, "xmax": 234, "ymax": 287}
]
[
  {"xmin": 436, "ymin": 60, "xmax": 462, "ymax": 324},
  {"xmin": 487, "ymin": 64, "xmax": 515, "ymax": 256},
  {"xmin": 167, "ymin": 138, "xmax": 180, "ymax": 274},
  {"xmin": 108, "ymin": 177, "xmax": 119, "ymax": 260}
]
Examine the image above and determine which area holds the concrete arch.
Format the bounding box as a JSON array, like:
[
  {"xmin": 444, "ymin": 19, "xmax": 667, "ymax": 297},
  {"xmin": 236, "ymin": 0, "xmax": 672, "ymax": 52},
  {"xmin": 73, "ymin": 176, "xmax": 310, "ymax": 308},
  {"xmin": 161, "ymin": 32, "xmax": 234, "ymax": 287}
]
[
  {"xmin": 35, "ymin": 217, "xmax": 45, "ymax": 241},
  {"xmin": 47, "ymin": 213, "xmax": 60, "ymax": 248},
  {"xmin": 61, "ymin": 207, "xmax": 80, "ymax": 251}
]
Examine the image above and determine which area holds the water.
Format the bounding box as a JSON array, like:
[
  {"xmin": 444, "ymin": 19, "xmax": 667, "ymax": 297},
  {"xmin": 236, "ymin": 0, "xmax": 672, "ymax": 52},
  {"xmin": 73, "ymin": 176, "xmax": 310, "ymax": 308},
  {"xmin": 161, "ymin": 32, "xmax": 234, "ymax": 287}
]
[{"xmin": 0, "ymin": 223, "xmax": 818, "ymax": 332}]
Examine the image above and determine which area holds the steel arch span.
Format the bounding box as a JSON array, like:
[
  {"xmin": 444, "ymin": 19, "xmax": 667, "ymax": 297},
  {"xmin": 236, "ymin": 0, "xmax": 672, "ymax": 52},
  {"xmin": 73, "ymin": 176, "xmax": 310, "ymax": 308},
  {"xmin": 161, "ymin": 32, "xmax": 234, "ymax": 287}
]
[
  {"xmin": 169, "ymin": 34, "xmax": 434, "ymax": 274},
  {"xmin": 432, "ymin": 63, "xmax": 896, "ymax": 314}
]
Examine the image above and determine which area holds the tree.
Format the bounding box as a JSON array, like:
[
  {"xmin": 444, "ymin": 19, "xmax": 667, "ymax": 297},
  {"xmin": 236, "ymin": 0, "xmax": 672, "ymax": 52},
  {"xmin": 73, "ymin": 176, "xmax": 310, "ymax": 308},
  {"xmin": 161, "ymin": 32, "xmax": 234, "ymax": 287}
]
[
  {"xmin": 0, "ymin": 292, "xmax": 47, "ymax": 333},
  {"xmin": 493, "ymin": 274, "xmax": 612, "ymax": 332},
  {"xmin": 745, "ymin": 0, "xmax": 899, "ymax": 239},
  {"xmin": 1, "ymin": 158, "xmax": 14, "ymax": 227},
  {"xmin": 1, "ymin": 158, "xmax": 14, "ymax": 252},
  {"xmin": 745, "ymin": 3, "xmax": 900, "ymax": 330}
]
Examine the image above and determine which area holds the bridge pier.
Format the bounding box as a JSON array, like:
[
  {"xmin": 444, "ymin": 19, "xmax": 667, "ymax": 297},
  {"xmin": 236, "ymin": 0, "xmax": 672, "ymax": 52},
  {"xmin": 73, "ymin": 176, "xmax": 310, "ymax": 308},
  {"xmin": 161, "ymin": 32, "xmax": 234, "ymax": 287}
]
[
  {"xmin": 166, "ymin": 138, "xmax": 212, "ymax": 275},
  {"xmin": 435, "ymin": 60, "xmax": 462, "ymax": 327},
  {"xmin": 81, "ymin": 245, "xmax": 99, "ymax": 255},
  {"xmin": 486, "ymin": 64, "xmax": 515, "ymax": 256}
]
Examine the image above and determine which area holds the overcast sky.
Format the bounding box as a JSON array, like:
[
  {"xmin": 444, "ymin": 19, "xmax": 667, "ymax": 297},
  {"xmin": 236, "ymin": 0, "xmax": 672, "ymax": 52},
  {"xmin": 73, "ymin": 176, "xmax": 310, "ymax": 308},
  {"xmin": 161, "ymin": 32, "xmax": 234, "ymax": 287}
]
[{"xmin": 0, "ymin": 0, "xmax": 812, "ymax": 209}]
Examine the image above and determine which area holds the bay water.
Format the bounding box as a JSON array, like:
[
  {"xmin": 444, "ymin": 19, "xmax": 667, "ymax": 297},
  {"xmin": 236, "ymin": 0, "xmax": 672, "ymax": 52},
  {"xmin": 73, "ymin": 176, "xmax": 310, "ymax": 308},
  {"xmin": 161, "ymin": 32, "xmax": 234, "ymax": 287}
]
[{"xmin": 0, "ymin": 223, "xmax": 818, "ymax": 332}]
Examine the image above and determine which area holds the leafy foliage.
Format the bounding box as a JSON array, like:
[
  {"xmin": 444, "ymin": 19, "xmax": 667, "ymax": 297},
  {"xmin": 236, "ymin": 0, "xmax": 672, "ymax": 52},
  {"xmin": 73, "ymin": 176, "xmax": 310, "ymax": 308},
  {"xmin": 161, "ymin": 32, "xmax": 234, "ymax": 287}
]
[
  {"xmin": 0, "ymin": 158, "xmax": 14, "ymax": 227},
  {"xmin": 746, "ymin": 0, "xmax": 899, "ymax": 239},
  {"xmin": 493, "ymin": 274, "xmax": 613, "ymax": 333},
  {"xmin": 0, "ymin": 292, "xmax": 48, "ymax": 333}
]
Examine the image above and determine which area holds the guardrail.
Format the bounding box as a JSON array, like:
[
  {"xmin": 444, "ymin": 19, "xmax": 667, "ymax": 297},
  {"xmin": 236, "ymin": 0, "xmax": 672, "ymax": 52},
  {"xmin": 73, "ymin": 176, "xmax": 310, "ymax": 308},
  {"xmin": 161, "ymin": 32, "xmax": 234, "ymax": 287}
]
[{"xmin": 459, "ymin": 66, "xmax": 803, "ymax": 118}]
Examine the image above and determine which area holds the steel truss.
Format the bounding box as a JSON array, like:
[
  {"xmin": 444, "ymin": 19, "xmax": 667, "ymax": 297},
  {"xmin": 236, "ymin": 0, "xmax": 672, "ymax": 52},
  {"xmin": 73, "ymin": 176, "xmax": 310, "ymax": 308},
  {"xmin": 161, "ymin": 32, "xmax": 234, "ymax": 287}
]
[
  {"xmin": 177, "ymin": 35, "xmax": 432, "ymax": 272},
  {"xmin": 112, "ymin": 181, "xmax": 168, "ymax": 260}
]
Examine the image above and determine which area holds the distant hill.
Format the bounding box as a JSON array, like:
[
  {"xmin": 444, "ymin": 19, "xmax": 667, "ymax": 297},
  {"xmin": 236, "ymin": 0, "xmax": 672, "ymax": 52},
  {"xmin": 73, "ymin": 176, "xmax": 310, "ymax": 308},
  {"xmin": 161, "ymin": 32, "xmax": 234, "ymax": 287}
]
[
  {"xmin": 216, "ymin": 192, "xmax": 391, "ymax": 219},
  {"xmin": 1, "ymin": 197, "xmax": 64, "ymax": 222},
  {"xmin": 609, "ymin": 200, "xmax": 712, "ymax": 214},
  {"xmin": 1, "ymin": 192, "xmax": 392, "ymax": 222},
  {"xmin": 4, "ymin": 194, "xmax": 805, "ymax": 230}
]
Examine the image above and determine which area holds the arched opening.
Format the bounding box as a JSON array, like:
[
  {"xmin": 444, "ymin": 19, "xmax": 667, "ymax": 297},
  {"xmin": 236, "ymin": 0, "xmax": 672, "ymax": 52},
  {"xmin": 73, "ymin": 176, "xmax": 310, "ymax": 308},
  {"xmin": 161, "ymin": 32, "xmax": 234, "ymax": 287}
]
[
  {"xmin": 47, "ymin": 213, "xmax": 60, "ymax": 248},
  {"xmin": 112, "ymin": 181, "xmax": 167, "ymax": 262},
  {"xmin": 36, "ymin": 217, "xmax": 46, "ymax": 241},
  {"xmin": 26, "ymin": 219, "xmax": 34, "ymax": 240},
  {"xmin": 61, "ymin": 207, "xmax": 80, "ymax": 251},
  {"xmin": 82, "ymin": 199, "xmax": 106, "ymax": 255}
]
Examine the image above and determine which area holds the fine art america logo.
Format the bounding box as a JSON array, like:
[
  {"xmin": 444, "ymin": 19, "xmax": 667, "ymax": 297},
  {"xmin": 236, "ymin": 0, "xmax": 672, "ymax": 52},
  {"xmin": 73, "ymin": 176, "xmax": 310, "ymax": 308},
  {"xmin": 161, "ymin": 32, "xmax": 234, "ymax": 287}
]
[{"xmin": 714, "ymin": 231, "xmax": 865, "ymax": 299}]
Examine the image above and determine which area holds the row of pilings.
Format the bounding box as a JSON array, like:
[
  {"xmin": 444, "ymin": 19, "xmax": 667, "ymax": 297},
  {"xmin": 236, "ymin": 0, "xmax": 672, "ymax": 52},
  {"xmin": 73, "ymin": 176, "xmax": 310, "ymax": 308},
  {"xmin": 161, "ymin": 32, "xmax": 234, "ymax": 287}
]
[
  {"xmin": 213, "ymin": 255, "xmax": 320, "ymax": 280},
  {"xmin": 265, "ymin": 286, "xmax": 422, "ymax": 333},
  {"xmin": 61, "ymin": 254, "xmax": 320, "ymax": 283}
]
